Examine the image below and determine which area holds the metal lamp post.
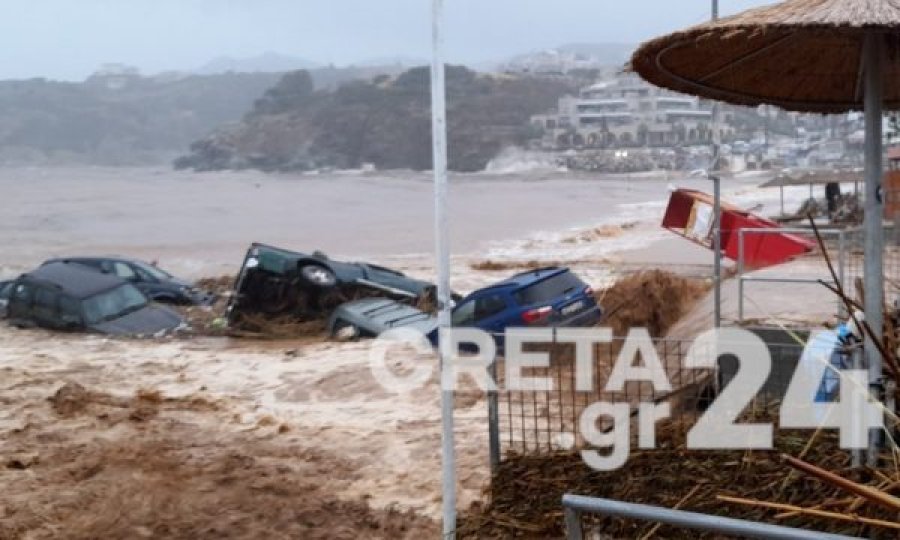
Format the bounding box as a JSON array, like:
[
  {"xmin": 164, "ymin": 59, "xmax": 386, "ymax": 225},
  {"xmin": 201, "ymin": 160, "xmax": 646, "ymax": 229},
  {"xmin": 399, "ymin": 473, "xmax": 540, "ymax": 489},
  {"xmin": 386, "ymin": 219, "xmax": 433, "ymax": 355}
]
[{"xmin": 430, "ymin": 0, "xmax": 457, "ymax": 537}]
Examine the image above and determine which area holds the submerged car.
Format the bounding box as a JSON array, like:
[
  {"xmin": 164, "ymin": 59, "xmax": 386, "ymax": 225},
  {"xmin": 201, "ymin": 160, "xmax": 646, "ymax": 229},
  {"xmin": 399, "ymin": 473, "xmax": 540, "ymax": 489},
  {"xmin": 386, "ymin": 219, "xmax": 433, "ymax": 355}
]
[
  {"xmin": 327, "ymin": 266, "xmax": 602, "ymax": 343},
  {"xmin": 329, "ymin": 297, "xmax": 438, "ymax": 340},
  {"xmin": 43, "ymin": 257, "xmax": 216, "ymax": 306},
  {"xmin": 227, "ymin": 242, "xmax": 436, "ymax": 322},
  {"xmin": 6, "ymin": 262, "xmax": 186, "ymax": 336}
]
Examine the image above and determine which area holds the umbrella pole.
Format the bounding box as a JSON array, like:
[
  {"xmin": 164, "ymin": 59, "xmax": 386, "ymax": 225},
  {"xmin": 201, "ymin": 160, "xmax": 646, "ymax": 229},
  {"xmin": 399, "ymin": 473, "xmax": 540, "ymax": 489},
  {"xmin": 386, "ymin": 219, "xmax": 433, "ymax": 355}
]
[
  {"xmin": 430, "ymin": 0, "xmax": 456, "ymax": 536},
  {"xmin": 863, "ymin": 32, "xmax": 886, "ymax": 466}
]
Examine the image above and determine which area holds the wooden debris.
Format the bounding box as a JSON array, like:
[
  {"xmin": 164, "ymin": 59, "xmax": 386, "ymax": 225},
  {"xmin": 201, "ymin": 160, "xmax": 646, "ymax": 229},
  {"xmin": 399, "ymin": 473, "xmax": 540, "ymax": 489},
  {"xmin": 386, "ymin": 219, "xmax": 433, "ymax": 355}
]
[
  {"xmin": 782, "ymin": 454, "xmax": 900, "ymax": 512},
  {"xmin": 458, "ymin": 418, "xmax": 900, "ymax": 538},
  {"xmin": 717, "ymin": 495, "xmax": 900, "ymax": 531}
]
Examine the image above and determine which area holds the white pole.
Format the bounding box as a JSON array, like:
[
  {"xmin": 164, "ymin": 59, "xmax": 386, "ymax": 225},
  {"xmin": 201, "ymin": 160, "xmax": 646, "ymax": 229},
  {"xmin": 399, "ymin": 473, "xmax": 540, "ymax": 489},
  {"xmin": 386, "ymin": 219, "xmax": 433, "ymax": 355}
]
[
  {"xmin": 863, "ymin": 32, "xmax": 885, "ymax": 466},
  {"xmin": 430, "ymin": 0, "xmax": 456, "ymax": 536},
  {"xmin": 711, "ymin": 0, "xmax": 721, "ymax": 329}
]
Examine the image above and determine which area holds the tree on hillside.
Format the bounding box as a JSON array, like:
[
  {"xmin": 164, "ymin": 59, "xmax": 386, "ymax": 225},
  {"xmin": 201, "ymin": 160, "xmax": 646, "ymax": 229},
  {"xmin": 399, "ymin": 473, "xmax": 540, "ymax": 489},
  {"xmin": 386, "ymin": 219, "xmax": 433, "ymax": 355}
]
[{"xmin": 252, "ymin": 70, "xmax": 315, "ymax": 115}]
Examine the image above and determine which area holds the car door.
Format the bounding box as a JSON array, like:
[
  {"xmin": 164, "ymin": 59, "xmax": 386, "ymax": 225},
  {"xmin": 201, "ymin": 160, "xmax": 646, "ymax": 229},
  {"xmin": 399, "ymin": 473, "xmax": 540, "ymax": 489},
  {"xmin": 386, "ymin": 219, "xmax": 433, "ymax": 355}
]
[
  {"xmin": 472, "ymin": 293, "xmax": 511, "ymax": 338},
  {"xmin": 58, "ymin": 294, "xmax": 84, "ymax": 331},
  {"xmin": 105, "ymin": 260, "xmax": 153, "ymax": 294},
  {"xmin": 109, "ymin": 261, "xmax": 137, "ymax": 282},
  {"xmin": 451, "ymin": 293, "xmax": 509, "ymax": 336},
  {"xmin": 129, "ymin": 263, "xmax": 165, "ymax": 298},
  {"xmin": 31, "ymin": 286, "xmax": 61, "ymax": 329}
]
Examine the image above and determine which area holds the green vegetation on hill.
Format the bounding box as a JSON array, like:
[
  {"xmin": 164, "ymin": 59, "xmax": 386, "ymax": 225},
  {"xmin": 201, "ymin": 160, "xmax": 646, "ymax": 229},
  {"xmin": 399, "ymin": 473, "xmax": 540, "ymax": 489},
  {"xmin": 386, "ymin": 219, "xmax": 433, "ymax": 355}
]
[
  {"xmin": 0, "ymin": 65, "xmax": 411, "ymax": 167},
  {"xmin": 175, "ymin": 66, "xmax": 575, "ymax": 173}
]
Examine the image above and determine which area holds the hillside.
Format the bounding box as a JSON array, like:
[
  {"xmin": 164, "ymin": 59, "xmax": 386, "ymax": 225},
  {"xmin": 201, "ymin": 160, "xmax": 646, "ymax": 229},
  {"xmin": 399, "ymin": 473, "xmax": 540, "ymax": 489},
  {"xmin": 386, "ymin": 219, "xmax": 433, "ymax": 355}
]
[
  {"xmin": 175, "ymin": 66, "xmax": 575, "ymax": 173},
  {"xmin": 0, "ymin": 72, "xmax": 282, "ymax": 166},
  {"xmin": 0, "ymin": 66, "xmax": 408, "ymax": 166}
]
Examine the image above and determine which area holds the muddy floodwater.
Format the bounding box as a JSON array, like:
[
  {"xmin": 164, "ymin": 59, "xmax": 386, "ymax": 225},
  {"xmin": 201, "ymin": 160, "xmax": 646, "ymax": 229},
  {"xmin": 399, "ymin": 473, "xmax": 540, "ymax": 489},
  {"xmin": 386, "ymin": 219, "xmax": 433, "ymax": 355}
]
[
  {"xmin": 0, "ymin": 165, "xmax": 801, "ymax": 537},
  {"xmin": 0, "ymin": 165, "xmax": 737, "ymax": 279}
]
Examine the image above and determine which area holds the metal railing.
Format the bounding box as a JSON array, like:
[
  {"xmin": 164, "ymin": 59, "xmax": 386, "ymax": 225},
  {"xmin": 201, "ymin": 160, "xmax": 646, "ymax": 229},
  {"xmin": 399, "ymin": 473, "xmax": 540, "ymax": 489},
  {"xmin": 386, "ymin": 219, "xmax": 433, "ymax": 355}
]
[
  {"xmin": 562, "ymin": 494, "xmax": 862, "ymax": 540},
  {"xmin": 736, "ymin": 227, "xmax": 846, "ymax": 323}
]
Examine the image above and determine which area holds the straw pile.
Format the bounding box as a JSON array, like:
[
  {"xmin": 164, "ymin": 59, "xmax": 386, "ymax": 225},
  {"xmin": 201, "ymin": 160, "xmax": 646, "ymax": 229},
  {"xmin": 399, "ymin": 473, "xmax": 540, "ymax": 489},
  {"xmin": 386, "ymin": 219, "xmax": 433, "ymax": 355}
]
[
  {"xmin": 459, "ymin": 419, "xmax": 900, "ymax": 539},
  {"xmin": 599, "ymin": 270, "xmax": 709, "ymax": 337}
]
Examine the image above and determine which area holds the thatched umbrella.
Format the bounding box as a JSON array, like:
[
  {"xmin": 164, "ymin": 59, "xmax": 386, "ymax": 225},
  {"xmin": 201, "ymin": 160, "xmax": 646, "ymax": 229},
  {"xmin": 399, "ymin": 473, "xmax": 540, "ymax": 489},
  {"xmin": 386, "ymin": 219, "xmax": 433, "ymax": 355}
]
[{"xmin": 631, "ymin": 0, "xmax": 896, "ymax": 462}]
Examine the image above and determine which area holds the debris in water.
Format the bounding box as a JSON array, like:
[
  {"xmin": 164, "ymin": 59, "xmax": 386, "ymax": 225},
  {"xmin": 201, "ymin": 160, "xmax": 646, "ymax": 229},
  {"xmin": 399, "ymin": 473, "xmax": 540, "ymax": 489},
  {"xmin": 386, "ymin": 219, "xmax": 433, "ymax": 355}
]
[{"xmin": 598, "ymin": 270, "xmax": 709, "ymax": 337}]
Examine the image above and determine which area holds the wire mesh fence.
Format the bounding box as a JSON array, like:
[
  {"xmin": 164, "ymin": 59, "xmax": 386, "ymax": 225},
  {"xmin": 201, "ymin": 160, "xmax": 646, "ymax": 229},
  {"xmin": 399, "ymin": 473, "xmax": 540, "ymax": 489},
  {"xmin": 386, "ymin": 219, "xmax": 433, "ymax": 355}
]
[
  {"xmin": 843, "ymin": 224, "xmax": 900, "ymax": 301},
  {"xmin": 491, "ymin": 331, "xmax": 834, "ymax": 461}
]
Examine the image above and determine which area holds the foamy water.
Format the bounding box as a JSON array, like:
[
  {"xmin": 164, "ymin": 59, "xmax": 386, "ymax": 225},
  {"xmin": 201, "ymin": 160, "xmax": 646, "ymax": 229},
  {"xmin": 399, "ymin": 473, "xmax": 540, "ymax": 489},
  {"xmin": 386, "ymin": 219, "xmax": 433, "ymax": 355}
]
[{"xmin": 0, "ymin": 166, "xmax": 741, "ymax": 278}]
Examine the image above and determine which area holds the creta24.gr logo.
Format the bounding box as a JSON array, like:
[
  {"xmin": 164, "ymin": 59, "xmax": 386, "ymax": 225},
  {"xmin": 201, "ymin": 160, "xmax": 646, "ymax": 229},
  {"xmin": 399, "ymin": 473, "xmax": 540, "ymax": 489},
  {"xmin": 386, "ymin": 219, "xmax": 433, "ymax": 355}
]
[{"xmin": 367, "ymin": 326, "xmax": 884, "ymax": 471}]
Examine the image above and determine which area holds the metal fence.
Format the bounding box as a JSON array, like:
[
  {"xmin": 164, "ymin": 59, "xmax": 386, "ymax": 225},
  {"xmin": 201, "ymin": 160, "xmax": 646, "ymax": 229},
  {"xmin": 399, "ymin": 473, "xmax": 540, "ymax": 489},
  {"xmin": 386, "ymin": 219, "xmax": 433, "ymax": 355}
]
[
  {"xmin": 737, "ymin": 227, "xmax": 847, "ymax": 323},
  {"xmin": 489, "ymin": 332, "xmax": 810, "ymax": 464},
  {"xmin": 493, "ymin": 336, "xmax": 707, "ymax": 457},
  {"xmin": 843, "ymin": 223, "xmax": 900, "ymax": 301},
  {"xmin": 736, "ymin": 223, "xmax": 900, "ymax": 323}
]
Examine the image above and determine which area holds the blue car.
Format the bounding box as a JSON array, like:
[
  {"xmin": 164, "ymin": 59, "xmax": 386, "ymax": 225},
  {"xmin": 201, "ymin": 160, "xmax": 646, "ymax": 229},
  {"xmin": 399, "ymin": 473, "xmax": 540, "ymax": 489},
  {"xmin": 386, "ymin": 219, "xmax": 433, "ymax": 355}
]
[
  {"xmin": 449, "ymin": 267, "xmax": 602, "ymax": 338},
  {"xmin": 327, "ymin": 267, "xmax": 602, "ymax": 345}
]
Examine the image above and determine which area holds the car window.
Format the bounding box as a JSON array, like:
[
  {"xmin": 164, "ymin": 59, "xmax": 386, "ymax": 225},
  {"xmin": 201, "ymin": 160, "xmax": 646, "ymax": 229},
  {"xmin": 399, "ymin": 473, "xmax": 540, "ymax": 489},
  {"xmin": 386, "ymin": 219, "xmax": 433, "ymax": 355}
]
[
  {"xmin": 113, "ymin": 262, "xmax": 137, "ymax": 281},
  {"xmin": 132, "ymin": 265, "xmax": 157, "ymax": 282},
  {"xmin": 0, "ymin": 282, "xmax": 11, "ymax": 300},
  {"xmin": 514, "ymin": 271, "xmax": 585, "ymax": 306},
  {"xmin": 82, "ymin": 284, "xmax": 147, "ymax": 324},
  {"xmin": 368, "ymin": 265, "xmax": 404, "ymax": 276},
  {"xmin": 74, "ymin": 259, "xmax": 103, "ymax": 271},
  {"xmin": 133, "ymin": 261, "xmax": 171, "ymax": 281},
  {"xmin": 474, "ymin": 294, "xmax": 507, "ymax": 320},
  {"xmin": 451, "ymin": 299, "xmax": 476, "ymax": 326}
]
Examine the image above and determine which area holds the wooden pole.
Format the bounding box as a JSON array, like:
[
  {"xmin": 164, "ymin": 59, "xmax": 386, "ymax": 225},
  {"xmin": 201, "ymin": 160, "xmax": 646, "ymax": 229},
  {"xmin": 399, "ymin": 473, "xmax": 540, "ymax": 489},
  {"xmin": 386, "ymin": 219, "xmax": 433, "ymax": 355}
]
[
  {"xmin": 782, "ymin": 454, "xmax": 900, "ymax": 512},
  {"xmin": 717, "ymin": 495, "xmax": 900, "ymax": 531}
]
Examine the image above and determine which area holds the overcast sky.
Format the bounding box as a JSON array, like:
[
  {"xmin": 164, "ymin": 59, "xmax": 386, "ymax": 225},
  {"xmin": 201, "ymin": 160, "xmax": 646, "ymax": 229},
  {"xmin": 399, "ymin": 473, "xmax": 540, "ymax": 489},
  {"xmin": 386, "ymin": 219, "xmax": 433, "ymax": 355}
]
[{"xmin": 0, "ymin": 0, "xmax": 775, "ymax": 81}]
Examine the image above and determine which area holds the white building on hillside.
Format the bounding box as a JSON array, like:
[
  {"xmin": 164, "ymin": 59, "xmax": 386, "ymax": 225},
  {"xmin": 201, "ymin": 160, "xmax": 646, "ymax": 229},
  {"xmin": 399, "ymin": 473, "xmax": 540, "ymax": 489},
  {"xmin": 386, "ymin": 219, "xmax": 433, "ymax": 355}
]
[{"xmin": 532, "ymin": 74, "xmax": 734, "ymax": 149}]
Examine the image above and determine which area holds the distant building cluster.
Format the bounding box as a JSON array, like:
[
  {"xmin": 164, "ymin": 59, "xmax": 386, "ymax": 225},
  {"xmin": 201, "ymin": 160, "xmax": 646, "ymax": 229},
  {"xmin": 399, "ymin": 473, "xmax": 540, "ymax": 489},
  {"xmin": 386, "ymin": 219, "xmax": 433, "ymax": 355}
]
[
  {"xmin": 500, "ymin": 48, "xmax": 609, "ymax": 76},
  {"xmin": 530, "ymin": 74, "xmax": 736, "ymax": 150},
  {"xmin": 522, "ymin": 72, "xmax": 875, "ymax": 173}
]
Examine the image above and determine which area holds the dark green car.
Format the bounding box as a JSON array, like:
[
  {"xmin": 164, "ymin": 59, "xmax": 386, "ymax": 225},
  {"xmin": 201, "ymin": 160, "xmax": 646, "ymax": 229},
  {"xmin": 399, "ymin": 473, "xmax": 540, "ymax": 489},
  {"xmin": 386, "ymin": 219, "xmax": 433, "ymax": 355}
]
[{"xmin": 226, "ymin": 243, "xmax": 435, "ymax": 322}]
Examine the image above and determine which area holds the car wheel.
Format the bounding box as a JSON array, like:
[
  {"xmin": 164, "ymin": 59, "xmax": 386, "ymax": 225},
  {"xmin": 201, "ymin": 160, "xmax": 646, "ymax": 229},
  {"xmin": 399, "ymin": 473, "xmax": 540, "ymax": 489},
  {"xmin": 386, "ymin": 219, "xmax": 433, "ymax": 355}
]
[
  {"xmin": 332, "ymin": 320, "xmax": 360, "ymax": 341},
  {"xmin": 299, "ymin": 264, "xmax": 337, "ymax": 288}
]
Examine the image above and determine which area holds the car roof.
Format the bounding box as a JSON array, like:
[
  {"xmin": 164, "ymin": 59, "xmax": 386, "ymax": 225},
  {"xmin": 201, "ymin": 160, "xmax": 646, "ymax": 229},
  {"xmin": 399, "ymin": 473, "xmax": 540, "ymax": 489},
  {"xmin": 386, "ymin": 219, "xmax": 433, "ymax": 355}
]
[
  {"xmin": 22, "ymin": 262, "xmax": 126, "ymax": 298},
  {"xmin": 477, "ymin": 266, "xmax": 567, "ymax": 292},
  {"xmin": 46, "ymin": 256, "xmax": 142, "ymax": 265}
]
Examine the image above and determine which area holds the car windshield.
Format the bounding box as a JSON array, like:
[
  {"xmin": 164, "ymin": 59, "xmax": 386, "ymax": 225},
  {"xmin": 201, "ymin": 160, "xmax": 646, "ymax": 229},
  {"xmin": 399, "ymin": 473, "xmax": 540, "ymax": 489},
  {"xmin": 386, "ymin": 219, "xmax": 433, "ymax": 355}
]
[
  {"xmin": 82, "ymin": 284, "xmax": 148, "ymax": 324},
  {"xmin": 514, "ymin": 271, "xmax": 585, "ymax": 306},
  {"xmin": 0, "ymin": 282, "xmax": 10, "ymax": 300},
  {"xmin": 132, "ymin": 261, "xmax": 172, "ymax": 281}
]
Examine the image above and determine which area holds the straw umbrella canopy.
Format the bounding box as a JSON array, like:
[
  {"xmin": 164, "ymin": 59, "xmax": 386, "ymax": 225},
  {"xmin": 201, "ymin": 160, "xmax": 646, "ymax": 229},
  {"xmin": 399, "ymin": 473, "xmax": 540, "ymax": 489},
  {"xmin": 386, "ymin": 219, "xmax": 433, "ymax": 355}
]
[
  {"xmin": 631, "ymin": 0, "xmax": 900, "ymax": 113},
  {"xmin": 631, "ymin": 0, "xmax": 897, "ymax": 462}
]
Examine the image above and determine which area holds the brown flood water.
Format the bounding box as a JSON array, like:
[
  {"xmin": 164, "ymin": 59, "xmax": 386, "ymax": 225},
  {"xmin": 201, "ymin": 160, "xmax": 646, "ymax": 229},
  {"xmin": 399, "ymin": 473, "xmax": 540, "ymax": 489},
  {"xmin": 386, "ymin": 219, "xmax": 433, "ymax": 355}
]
[
  {"xmin": 0, "ymin": 165, "xmax": 779, "ymax": 536},
  {"xmin": 0, "ymin": 166, "xmax": 719, "ymax": 279}
]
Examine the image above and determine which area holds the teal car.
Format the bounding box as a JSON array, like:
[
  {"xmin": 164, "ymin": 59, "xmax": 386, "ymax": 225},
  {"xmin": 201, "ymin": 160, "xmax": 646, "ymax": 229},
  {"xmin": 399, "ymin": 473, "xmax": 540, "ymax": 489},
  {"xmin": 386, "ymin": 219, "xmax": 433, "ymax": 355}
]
[{"xmin": 226, "ymin": 243, "xmax": 436, "ymax": 322}]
